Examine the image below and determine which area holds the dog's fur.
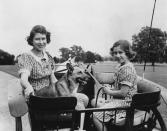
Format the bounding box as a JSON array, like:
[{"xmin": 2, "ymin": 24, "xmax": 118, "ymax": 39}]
[{"xmin": 35, "ymin": 64, "xmax": 90, "ymax": 97}]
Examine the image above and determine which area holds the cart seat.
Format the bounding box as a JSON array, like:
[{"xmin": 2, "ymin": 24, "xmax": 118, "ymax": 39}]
[
  {"xmin": 111, "ymin": 78, "xmax": 161, "ymax": 127},
  {"xmin": 28, "ymin": 95, "xmax": 77, "ymax": 130},
  {"xmin": 115, "ymin": 110, "xmax": 150, "ymax": 126}
]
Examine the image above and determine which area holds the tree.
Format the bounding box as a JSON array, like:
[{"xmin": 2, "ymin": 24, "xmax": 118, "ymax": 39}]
[
  {"xmin": 94, "ymin": 53, "xmax": 103, "ymax": 62},
  {"xmin": 162, "ymin": 31, "xmax": 167, "ymax": 63},
  {"xmin": 59, "ymin": 47, "xmax": 71, "ymax": 61},
  {"xmin": 0, "ymin": 49, "xmax": 15, "ymax": 65},
  {"xmin": 84, "ymin": 51, "xmax": 96, "ymax": 63},
  {"xmin": 70, "ymin": 45, "xmax": 85, "ymax": 60},
  {"xmin": 70, "ymin": 45, "xmax": 85, "ymax": 57},
  {"xmin": 132, "ymin": 26, "xmax": 167, "ymax": 65},
  {"xmin": 57, "ymin": 45, "xmax": 104, "ymax": 63}
]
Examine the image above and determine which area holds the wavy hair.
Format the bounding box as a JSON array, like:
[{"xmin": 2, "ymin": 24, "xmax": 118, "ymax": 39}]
[
  {"xmin": 110, "ymin": 40, "xmax": 136, "ymax": 60},
  {"xmin": 27, "ymin": 25, "xmax": 51, "ymax": 46}
]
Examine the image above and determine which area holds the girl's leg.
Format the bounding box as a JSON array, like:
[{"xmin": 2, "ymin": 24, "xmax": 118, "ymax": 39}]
[
  {"xmin": 93, "ymin": 116, "xmax": 108, "ymax": 131},
  {"xmin": 91, "ymin": 97, "xmax": 105, "ymax": 108},
  {"xmin": 74, "ymin": 93, "xmax": 89, "ymax": 107},
  {"xmin": 73, "ymin": 93, "xmax": 89, "ymax": 130},
  {"xmin": 79, "ymin": 111, "xmax": 85, "ymax": 130},
  {"xmin": 75, "ymin": 103, "xmax": 85, "ymax": 131}
]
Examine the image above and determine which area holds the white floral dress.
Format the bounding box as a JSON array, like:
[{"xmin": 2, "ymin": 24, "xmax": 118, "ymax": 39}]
[
  {"xmin": 18, "ymin": 51, "xmax": 55, "ymax": 91},
  {"xmin": 94, "ymin": 62, "xmax": 137, "ymax": 122}
]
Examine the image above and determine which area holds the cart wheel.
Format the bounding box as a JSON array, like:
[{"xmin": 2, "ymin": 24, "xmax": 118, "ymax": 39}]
[
  {"xmin": 149, "ymin": 108, "xmax": 167, "ymax": 131},
  {"xmin": 15, "ymin": 117, "xmax": 22, "ymax": 131}
]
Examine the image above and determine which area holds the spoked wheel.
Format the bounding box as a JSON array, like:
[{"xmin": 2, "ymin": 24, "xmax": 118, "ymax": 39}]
[{"xmin": 147, "ymin": 108, "xmax": 167, "ymax": 131}]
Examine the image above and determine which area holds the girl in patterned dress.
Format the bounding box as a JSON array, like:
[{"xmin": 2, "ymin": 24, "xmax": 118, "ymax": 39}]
[
  {"xmin": 93, "ymin": 40, "xmax": 137, "ymax": 131},
  {"xmin": 18, "ymin": 25, "xmax": 89, "ymax": 130},
  {"xmin": 18, "ymin": 25, "xmax": 57, "ymax": 100}
]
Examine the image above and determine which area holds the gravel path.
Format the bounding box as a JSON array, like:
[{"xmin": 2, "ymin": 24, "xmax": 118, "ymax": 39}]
[
  {"xmin": 0, "ymin": 71, "xmax": 30, "ymax": 131},
  {"xmin": 0, "ymin": 71, "xmax": 70, "ymax": 131}
]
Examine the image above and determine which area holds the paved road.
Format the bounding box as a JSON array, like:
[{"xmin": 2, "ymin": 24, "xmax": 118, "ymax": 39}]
[{"xmin": 0, "ymin": 71, "xmax": 30, "ymax": 131}]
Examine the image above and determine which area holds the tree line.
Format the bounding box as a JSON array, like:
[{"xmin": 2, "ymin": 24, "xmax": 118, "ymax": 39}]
[
  {"xmin": 0, "ymin": 26, "xmax": 167, "ymax": 65},
  {"xmin": 0, "ymin": 49, "xmax": 15, "ymax": 65},
  {"xmin": 53, "ymin": 45, "xmax": 104, "ymax": 63},
  {"xmin": 132, "ymin": 26, "xmax": 167, "ymax": 65}
]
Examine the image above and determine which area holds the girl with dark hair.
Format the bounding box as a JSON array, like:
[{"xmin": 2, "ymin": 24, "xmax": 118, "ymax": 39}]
[
  {"xmin": 93, "ymin": 40, "xmax": 137, "ymax": 131},
  {"xmin": 27, "ymin": 25, "xmax": 51, "ymax": 46},
  {"xmin": 110, "ymin": 40, "xmax": 136, "ymax": 61},
  {"xmin": 18, "ymin": 25, "xmax": 57, "ymax": 100}
]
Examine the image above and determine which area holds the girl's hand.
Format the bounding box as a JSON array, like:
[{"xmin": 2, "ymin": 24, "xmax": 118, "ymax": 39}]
[
  {"xmin": 98, "ymin": 98, "xmax": 105, "ymax": 104},
  {"xmin": 103, "ymin": 86, "xmax": 111, "ymax": 93},
  {"xmin": 24, "ymin": 87, "xmax": 34, "ymax": 100},
  {"xmin": 97, "ymin": 98, "xmax": 106, "ymax": 107}
]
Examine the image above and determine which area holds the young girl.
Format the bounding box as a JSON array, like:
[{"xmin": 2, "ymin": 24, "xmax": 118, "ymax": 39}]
[
  {"xmin": 18, "ymin": 25, "xmax": 88, "ymax": 131},
  {"xmin": 18, "ymin": 25, "xmax": 57, "ymax": 100},
  {"xmin": 93, "ymin": 40, "xmax": 138, "ymax": 131}
]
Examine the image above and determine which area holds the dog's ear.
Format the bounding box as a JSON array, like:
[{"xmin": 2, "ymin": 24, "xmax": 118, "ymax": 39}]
[{"xmin": 66, "ymin": 63, "xmax": 74, "ymax": 75}]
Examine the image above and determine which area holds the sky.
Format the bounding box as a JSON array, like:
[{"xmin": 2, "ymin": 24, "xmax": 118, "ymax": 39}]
[{"xmin": 0, "ymin": 0, "xmax": 167, "ymax": 58}]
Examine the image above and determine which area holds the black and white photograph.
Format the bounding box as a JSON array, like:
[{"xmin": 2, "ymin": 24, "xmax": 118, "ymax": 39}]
[{"xmin": 0, "ymin": 0, "xmax": 167, "ymax": 131}]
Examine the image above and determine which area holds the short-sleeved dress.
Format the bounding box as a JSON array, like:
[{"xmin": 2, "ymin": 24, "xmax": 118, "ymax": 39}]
[
  {"xmin": 18, "ymin": 52, "xmax": 89, "ymax": 111},
  {"xmin": 94, "ymin": 62, "xmax": 137, "ymax": 122},
  {"xmin": 18, "ymin": 51, "xmax": 55, "ymax": 91}
]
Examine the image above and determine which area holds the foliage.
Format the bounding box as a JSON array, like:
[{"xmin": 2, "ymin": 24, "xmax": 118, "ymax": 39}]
[
  {"xmin": 84, "ymin": 51, "xmax": 96, "ymax": 63},
  {"xmin": 103, "ymin": 56, "xmax": 113, "ymax": 61},
  {"xmin": 0, "ymin": 49, "xmax": 15, "ymax": 65},
  {"xmin": 58, "ymin": 45, "xmax": 103, "ymax": 63},
  {"xmin": 70, "ymin": 45, "xmax": 85, "ymax": 58},
  {"xmin": 132, "ymin": 26, "xmax": 167, "ymax": 64},
  {"xmin": 94, "ymin": 53, "xmax": 103, "ymax": 62},
  {"xmin": 59, "ymin": 47, "xmax": 71, "ymax": 62}
]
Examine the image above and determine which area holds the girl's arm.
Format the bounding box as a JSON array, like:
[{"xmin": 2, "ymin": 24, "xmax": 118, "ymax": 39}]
[
  {"xmin": 20, "ymin": 73, "xmax": 34, "ymax": 99},
  {"xmin": 49, "ymin": 52, "xmax": 58, "ymax": 84},
  {"xmin": 103, "ymin": 84, "xmax": 129, "ymax": 98},
  {"xmin": 50, "ymin": 70, "xmax": 58, "ymax": 84}
]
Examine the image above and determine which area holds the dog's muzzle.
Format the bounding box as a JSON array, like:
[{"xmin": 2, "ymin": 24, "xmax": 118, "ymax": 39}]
[{"xmin": 76, "ymin": 78, "xmax": 88, "ymax": 85}]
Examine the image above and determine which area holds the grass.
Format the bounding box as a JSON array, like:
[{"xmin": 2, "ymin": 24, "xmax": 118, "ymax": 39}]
[
  {"xmin": 0, "ymin": 65, "xmax": 19, "ymax": 78},
  {"xmin": 135, "ymin": 63, "xmax": 167, "ymax": 88},
  {"xmin": 0, "ymin": 63, "xmax": 167, "ymax": 88}
]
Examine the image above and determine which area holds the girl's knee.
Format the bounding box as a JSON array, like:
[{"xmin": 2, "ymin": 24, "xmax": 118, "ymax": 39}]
[
  {"xmin": 91, "ymin": 98, "xmax": 105, "ymax": 107},
  {"xmin": 80, "ymin": 94, "xmax": 89, "ymax": 107},
  {"xmin": 93, "ymin": 116, "xmax": 108, "ymax": 131},
  {"xmin": 83, "ymin": 94, "xmax": 89, "ymax": 104},
  {"xmin": 75, "ymin": 102, "xmax": 85, "ymax": 110},
  {"xmin": 76, "ymin": 93, "xmax": 89, "ymax": 107}
]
